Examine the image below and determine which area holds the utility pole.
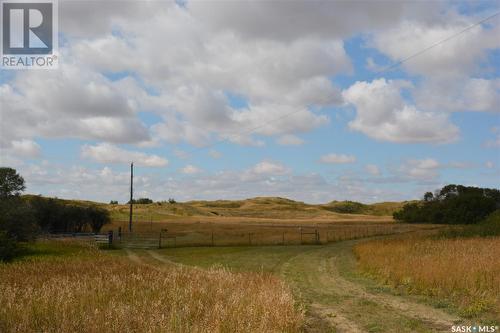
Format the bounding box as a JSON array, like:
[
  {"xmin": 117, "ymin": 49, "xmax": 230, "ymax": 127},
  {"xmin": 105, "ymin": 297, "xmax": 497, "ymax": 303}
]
[{"xmin": 129, "ymin": 162, "xmax": 133, "ymax": 233}]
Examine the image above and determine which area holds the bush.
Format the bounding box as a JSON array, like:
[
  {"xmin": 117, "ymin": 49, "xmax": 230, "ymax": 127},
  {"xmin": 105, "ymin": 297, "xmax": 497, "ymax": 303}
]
[
  {"xmin": 27, "ymin": 196, "xmax": 111, "ymax": 233},
  {"xmin": 326, "ymin": 201, "xmax": 366, "ymax": 214},
  {"xmin": 0, "ymin": 231, "xmax": 19, "ymax": 262},
  {"xmin": 0, "ymin": 198, "xmax": 38, "ymax": 242},
  {"xmin": 128, "ymin": 198, "xmax": 153, "ymax": 204},
  {"xmin": 441, "ymin": 210, "xmax": 500, "ymax": 238},
  {"xmin": 394, "ymin": 185, "xmax": 499, "ymax": 225}
]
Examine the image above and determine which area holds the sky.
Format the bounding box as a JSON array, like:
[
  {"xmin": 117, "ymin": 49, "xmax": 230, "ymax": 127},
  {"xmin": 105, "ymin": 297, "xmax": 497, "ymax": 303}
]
[{"xmin": 0, "ymin": 0, "xmax": 499, "ymax": 204}]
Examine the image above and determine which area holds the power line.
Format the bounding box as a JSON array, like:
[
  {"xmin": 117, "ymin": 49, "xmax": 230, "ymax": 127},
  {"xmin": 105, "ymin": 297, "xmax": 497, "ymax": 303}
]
[
  {"xmin": 182, "ymin": 11, "xmax": 500, "ymax": 156},
  {"xmin": 375, "ymin": 11, "xmax": 500, "ymax": 75}
]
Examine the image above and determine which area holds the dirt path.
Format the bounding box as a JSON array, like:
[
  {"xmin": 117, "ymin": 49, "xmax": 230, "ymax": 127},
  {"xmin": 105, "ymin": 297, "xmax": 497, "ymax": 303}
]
[
  {"xmin": 127, "ymin": 239, "xmax": 461, "ymax": 332},
  {"xmin": 280, "ymin": 240, "xmax": 460, "ymax": 333}
]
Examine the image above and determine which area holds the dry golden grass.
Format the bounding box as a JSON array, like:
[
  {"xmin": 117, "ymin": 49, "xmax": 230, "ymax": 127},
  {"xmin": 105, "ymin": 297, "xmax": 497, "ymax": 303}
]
[
  {"xmin": 106, "ymin": 196, "xmax": 396, "ymax": 223},
  {"xmin": 0, "ymin": 242, "xmax": 303, "ymax": 333},
  {"xmin": 108, "ymin": 220, "xmax": 433, "ymax": 247},
  {"xmin": 354, "ymin": 236, "xmax": 500, "ymax": 319}
]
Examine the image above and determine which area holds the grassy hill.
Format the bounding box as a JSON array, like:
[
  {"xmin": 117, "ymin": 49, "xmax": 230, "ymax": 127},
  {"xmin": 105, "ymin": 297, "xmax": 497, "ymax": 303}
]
[
  {"xmin": 105, "ymin": 197, "xmax": 407, "ymax": 222},
  {"xmin": 321, "ymin": 200, "xmax": 412, "ymax": 216},
  {"xmin": 23, "ymin": 194, "xmax": 407, "ymax": 222}
]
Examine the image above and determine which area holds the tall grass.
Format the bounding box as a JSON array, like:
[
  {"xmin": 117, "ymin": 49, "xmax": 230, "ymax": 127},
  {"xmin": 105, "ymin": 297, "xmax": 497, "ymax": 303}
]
[
  {"xmin": 354, "ymin": 236, "xmax": 500, "ymax": 319},
  {"xmin": 0, "ymin": 242, "xmax": 303, "ymax": 332}
]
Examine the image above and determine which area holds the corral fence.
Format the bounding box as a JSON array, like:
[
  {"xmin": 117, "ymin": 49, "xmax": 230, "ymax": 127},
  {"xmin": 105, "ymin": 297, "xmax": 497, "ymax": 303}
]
[
  {"xmin": 40, "ymin": 231, "xmax": 114, "ymax": 248},
  {"xmin": 41, "ymin": 224, "xmax": 438, "ymax": 249},
  {"xmin": 114, "ymin": 224, "xmax": 425, "ymax": 249}
]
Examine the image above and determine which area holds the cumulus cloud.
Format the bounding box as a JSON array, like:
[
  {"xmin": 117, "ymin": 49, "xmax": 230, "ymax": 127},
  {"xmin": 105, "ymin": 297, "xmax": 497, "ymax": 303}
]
[
  {"xmin": 320, "ymin": 154, "xmax": 356, "ymax": 164},
  {"xmin": 188, "ymin": 1, "xmax": 434, "ymax": 41},
  {"xmin": 17, "ymin": 161, "xmax": 407, "ymax": 204},
  {"xmin": 81, "ymin": 143, "xmax": 168, "ymax": 167},
  {"xmin": 4, "ymin": 139, "xmax": 41, "ymax": 158},
  {"xmin": 180, "ymin": 164, "xmax": 202, "ymax": 174},
  {"xmin": 415, "ymin": 78, "xmax": 500, "ymax": 113},
  {"xmin": 0, "ymin": 66, "xmax": 150, "ymax": 145},
  {"xmin": 248, "ymin": 161, "xmax": 289, "ymax": 175},
  {"xmin": 276, "ymin": 135, "xmax": 304, "ymax": 146},
  {"xmin": 369, "ymin": 18, "xmax": 500, "ymax": 78},
  {"xmin": 484, "ymin": 127, "xmax": 500, "ymax": 148},
  {"xmin": 365, "ymin": 164, "xmax": 381, "ymax": 176},
  {"xmin": 343, "ymin": 79, "xmax": 460, "ymax": 143},
  {"xmin": 400, "ymin": 158, "xmax": 441, "ymax": 180}
]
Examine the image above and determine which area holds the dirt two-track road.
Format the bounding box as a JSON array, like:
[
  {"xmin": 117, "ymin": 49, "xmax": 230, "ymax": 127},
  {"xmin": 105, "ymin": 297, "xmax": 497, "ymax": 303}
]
[{"xmin": 127, "ymin": 237, "xmax": 461, "ymax": 333}]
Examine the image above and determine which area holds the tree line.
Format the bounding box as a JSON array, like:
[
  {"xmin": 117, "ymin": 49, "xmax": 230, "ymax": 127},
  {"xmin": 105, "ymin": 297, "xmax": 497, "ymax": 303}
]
[
  {"xmin": 1, "ymin": 167, "xmax": 110, "ymax": 261},
  {"xmin": 394, "ymin": 184, "xmax": 500, "ymax": 224}
]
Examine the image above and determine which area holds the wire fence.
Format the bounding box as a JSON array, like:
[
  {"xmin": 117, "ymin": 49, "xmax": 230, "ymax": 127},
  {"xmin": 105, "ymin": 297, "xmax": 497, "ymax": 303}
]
[{"xmin": 40, "ymin": 224, "xmax": 440, "ymax": 249}]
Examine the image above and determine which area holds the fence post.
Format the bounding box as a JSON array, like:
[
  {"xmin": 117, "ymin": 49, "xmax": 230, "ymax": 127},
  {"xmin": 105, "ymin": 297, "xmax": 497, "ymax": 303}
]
[
  {"xmin": 108, "ymin": 230, "xmax": 113, "ymax": 248},
  {"xmin": 118, "ymin": 227, "xmax": 122, "ymax": 242},
  {"xmin": 315, "ymin": 229, "xmax": 319, "ymax": 244}
]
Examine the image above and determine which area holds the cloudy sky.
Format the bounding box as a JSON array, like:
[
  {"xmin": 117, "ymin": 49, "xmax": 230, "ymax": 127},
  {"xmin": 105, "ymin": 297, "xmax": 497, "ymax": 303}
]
[{"xmin": 1, "ymin": 0, "xmax": 499, "ymax": 203}]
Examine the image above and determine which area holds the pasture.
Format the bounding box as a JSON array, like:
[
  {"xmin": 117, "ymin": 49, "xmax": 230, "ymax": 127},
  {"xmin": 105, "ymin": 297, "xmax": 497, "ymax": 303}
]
[
  {"xmin": 0, "ymin": 240, "xmax": 302, "ymax": 333},
  {"xmin": 2, "ymin": 196, "xmax": 498, "ymax": 332}
]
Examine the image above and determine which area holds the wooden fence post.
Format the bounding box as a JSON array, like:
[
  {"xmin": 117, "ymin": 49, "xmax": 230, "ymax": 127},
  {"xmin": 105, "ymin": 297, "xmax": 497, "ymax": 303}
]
[{"xmin": 108, "ymin": 230, "xmax": 113, "ymax": 248}]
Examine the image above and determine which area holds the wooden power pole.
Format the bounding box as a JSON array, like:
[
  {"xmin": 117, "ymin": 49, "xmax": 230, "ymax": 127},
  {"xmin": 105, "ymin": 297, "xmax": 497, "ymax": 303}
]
[{"xmin": 129, "ymin": 162, "xmax": 133, "ymax": 232}]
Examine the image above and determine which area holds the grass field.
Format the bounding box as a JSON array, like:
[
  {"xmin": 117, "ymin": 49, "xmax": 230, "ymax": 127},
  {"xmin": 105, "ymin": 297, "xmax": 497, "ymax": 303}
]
[
  {"xmin": 104, "ymin": 196, "xmax": 400, "ymax": 223},
  {"xmin": 0, "ymin": 241, "xmax": 303, "ymax": 333},
  {"xmin": 3, "ymin": 230, "xmax": 497, "ymax": 332},
  {"xmin": 135, "ymin": 233, "xmax": 471, "ymax": 332},
  {"xmin": 354, "ymin": 236, "xmax": 500, "ymax": 321}
]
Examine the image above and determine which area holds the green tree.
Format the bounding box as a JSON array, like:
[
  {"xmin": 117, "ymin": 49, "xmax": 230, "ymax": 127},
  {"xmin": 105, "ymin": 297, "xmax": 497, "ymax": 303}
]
[
  {"xmin": 0, "ymin": 168, "xmax": 37, "ymax": 261},
  {"xmin": 0, "ymin": 167, "xmax": 25, "ymax": 198},
  {"xmin": 86, "ymin": 206, "xmax": 111, "ymax": 233},
  {"xmin": 394, "ymin": 185, "xmax": 499, "ymax": 225}
]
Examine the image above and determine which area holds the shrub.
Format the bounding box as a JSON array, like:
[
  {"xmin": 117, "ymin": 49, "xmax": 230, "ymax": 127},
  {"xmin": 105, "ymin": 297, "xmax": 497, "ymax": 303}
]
[
  {"xmin": 128, "ymin": 198, "xmax": 153, "ymax": 204},
  {"xmin": 394, "ymin": 185, "xmax": 499, "ymax": 225},
  {"xmin": 0, "ymin": 231, "xmax": 18, "ymax": 262}
]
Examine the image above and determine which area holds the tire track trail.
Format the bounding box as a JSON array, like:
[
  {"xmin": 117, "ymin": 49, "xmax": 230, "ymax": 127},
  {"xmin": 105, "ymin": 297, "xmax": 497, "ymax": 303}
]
[{"xmin": 280, "ymin": 240, "xmax": 460, "ymax": 333}]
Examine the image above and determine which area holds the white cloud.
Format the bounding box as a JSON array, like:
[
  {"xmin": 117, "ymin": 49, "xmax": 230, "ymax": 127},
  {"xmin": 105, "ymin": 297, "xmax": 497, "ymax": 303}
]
[
  {"xmin": 5, "ymin": 139, "xmax": 41, "ymax": 158},
  {"xmin": 18, "ymin": 161, "xmax": 407, "ymax": 204},
  {"xmin": 369, "ymin": 18, "xmax": 500, "ymax": 78},
  {"xmin": 320, "ymin": 154, "xmax": 356, "ymax": 164},
  {"xmin": 180, "ymin": 164, "xmax": 202, "ymax": 174},
  {"xmin": 276, "ymin": 134, "xmax": 304, "ymax": 146},
  {"xmin": 249, "ymin": 161, "xmax": 289, "ymax": 175},
  {"xmin": 415, "ymin": 78, "xmax": 500, "ymax": 113},
  {"xmin": 400, "ymin": 158, "xmax": 441, "ymax": 180},
  {"xmin": 188, "ymin": 1, "xmax": 434, "ymax": 41},
  {"xmin": 81, "ymin": 143, "xmax": 168, "ymax": 167},
  {"xmin": 484, "ymin": 127, "xmax": 500, "ymax": 148},
  {"xmin": 485, "ymin": 161, "xmax": 494, "ymax": 169},
  {"xmin": 0, "ymin": 66, "xmax": 150, "ymax": 145},
  {"xmin": 208, "ymin": 149, "xmax": 222, "ymax": 159},
  {"xmin": 343, "ymin": 79, "xmax": 459, "ymax": 143},
  {"xmin": 365, "ymin": 164, "xmax": 381, "ymax": 176}
]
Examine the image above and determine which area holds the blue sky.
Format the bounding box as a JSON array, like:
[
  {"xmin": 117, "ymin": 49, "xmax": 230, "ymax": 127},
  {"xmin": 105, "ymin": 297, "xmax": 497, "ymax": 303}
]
[{"xmin": 1, "ymin": 0, "xmax": 499, "ymax": 203}]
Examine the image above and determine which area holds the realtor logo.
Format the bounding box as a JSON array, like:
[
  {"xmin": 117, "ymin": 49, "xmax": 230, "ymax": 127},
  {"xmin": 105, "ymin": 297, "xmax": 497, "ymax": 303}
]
[{"xmin": 1, "ymin": 0, "xmax": 58, "ymax": 69}]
